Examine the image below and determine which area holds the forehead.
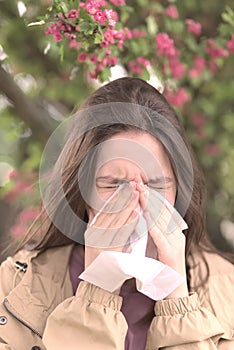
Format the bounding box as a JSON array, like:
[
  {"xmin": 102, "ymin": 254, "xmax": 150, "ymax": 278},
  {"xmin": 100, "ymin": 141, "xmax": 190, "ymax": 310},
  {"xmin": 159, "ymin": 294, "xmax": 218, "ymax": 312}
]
[{"xmin": 95, "ymin": 131, "xmax": 173, "ymax": 179}]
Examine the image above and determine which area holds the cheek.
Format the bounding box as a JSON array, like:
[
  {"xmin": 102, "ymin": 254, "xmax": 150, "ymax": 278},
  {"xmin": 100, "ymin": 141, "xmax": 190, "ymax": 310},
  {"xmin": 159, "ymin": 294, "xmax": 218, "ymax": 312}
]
[{"xmin": 157, "ymin": 186, "xmax": 176, "ymax": 207}]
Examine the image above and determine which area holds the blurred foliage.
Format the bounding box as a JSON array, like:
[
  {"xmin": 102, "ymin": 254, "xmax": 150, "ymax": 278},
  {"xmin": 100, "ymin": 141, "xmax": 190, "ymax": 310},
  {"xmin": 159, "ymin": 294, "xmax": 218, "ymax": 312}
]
[{"xmin": 0, "ymin": 0, "xmax": 234, "ymax": 250}]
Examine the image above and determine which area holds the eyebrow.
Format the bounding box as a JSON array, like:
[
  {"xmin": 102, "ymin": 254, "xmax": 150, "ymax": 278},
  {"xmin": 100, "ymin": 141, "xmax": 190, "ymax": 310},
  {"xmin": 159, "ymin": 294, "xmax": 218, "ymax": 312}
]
[{"xmin": 96, "ymin": 176, "xmax": 174, "ymax": 184}]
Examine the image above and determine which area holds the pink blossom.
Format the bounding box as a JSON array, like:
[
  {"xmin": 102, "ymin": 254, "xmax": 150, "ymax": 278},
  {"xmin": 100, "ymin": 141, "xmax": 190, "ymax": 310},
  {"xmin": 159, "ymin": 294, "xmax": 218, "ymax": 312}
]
[
  {"xmin": 94, "ymin": 10, "xmax": 107, "ymax": 25},
  {"xmin": 128, "ymin": 60, "xmax": 143, "ymax": 75},
  {"xmin": 168, "ymin": 57, "xmax": 186, "ymax": 79},
  {"xmin": 189, "ymin": 68, "xmax": 200, "ymax": 78},
  {"xmin": 11, "ymin": 224, "xmax": 27, "ymax": 238},
  {"xmin": 104, "ymin": 9, "xmax": 118, "ymax": 28},
  {"xmin": 107, "ymin": 56, "xmax": 118, "ymax": 65},
  {"xmin": 189, "ymin": 55, "xmax": 206, "ymax": 78},
  {"xmin": 89, "ymin": 70, "xmax": 98, "ymax": 79},
  {"xmin": 4, "ymin": 181, "xmax": 34, "ymax": 203},
  {"xmin": 100, "ymin": 41, "xmax": 109, "ymax": 48},
  {"xmin": 90, "ymin": 53, "xmax": 98, "ymax": 63},
  {"xmin": 105, "ymin": 49, "xmax": 112, "ymax": 56},
  {"xmin": 123, "ymin": 28, "xmax": 132, "ymax": 40},
  {"xmin": 226, "ymin": 34, "xmax": 234, "ymax": 54},
  {"xmin": 137, "ymin": 57, "xmax": 150, "ymax": 67},
  {"xmin": 117, "ymin": 40, "xmax": 124, "ymax": 49},
  {"xmin": 191, "ymin": 114, "xmax": 206, "ymax": 127},
  {"xmin": 131, "ymin": 29, "xmax": 146, "ymax": 38},
  {"xmin": 69, "ymin": 40, "xmax": 82, "ymax": 49},
  {"xmin": 205, "ymin": 143, "xmax": 220, "ymax": 156},
  {"xmin": 19, "ymin": 207, "xmax": 40, "ymax": 222},
  {"xmin": 186, "ymin": 19, "xmax": 202, "ymax": 36},
  {"xmin": 86, "ymin": 3, "xmax": 97, "ymax": 15},
  {"xmin": 110, "ymin": 0, "xmax": 126, "ymax": 6},
  {"xmin": 155, "ymin": 33, "xmax": 176, "ymax": 57},
  {"xmin": 208, "ymin": 61, "xmax": 218, "ymax": 74},
  {"xmin": 206, "ymin": 39, "xmax": 228, "ymax": 59},
  {"xmin": 104, "ymin": 29, "xmax": 115, "ymax": 44},
  {"xmin": 196, "ymin": 127, "xmax": 206, "ymax": 139},
  {"xmin": 194, "ymin": 56, "xmax": 206, "ymax": 70},
  {"xmin": 165, "ymin": 88, "xmax": 190, "ymax": 107},
  {"xmin": 165, "ymin": 5, "xmax": 179, "ymax": 19},
  {"xmin": 9, "ymin": 169, "xmax": 19, "ymax": 181},
  {"xmin": 67, "ymin": 9, "xmax": 79, "ymax": 19},
  {"xmin": 53, "ymin": 32, "xmax": 63, "ymax": 42},
  {"xmin": 77, "ymin": 52, "xmax": 88, "ymax": 62}
]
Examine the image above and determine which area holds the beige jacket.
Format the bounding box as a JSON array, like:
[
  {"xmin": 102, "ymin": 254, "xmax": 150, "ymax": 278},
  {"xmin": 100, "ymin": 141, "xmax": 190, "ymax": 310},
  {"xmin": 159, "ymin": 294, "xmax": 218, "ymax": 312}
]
[{"xmin": 0, "ymin": 244, "xmax": 233, "ymax": 350}]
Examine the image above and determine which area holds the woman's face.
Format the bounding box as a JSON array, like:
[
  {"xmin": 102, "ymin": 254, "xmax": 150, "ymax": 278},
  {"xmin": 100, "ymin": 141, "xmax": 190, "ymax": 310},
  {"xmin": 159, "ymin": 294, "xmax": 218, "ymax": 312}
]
[{"xmin": 93, "ymin": 131, "xmax": 177, "ymax": 207}]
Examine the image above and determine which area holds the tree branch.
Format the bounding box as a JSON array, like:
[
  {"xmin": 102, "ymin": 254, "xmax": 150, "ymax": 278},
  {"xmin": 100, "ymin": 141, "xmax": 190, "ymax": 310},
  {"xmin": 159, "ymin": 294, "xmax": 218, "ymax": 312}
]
[{"xmin": 0, "ymin": 64, "xmax": 59, "ymax": 145}]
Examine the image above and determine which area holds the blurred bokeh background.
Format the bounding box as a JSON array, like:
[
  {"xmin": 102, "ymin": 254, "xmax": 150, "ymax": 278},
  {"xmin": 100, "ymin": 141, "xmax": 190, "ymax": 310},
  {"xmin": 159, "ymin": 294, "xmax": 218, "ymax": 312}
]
[{"xmin": 0, "ymin": 0, "xmax": 234, "ymax": 261}]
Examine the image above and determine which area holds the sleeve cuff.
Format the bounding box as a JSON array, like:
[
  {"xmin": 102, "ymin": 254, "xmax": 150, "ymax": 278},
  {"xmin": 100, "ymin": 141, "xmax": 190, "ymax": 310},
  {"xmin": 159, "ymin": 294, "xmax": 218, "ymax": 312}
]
[
  {"xmin": 76, "ymin": 281, "xmax": 123, "ymax": 311},
  {"xmin": 155, "ymin": 292, "xmax": 200, "ymax": 316}
]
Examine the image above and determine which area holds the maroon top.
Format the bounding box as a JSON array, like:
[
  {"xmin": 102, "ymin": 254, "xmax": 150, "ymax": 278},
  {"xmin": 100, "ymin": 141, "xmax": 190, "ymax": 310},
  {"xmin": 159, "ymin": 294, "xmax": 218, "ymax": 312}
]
[{"xmin": 69, "ymin": 245, "xmax": 155, "ymax": 350}]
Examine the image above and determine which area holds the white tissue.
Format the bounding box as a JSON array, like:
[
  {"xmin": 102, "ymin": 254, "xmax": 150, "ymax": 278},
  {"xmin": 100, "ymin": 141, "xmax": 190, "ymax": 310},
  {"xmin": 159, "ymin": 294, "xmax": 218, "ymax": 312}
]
[{"xmin": 79, "ymin": 190, "xmax": 188, "ymax": 300}]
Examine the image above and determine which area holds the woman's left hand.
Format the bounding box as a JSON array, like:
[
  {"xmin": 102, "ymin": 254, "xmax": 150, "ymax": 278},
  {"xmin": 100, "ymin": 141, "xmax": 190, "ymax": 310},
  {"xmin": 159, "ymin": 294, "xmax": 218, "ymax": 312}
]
[{"xmin": 137, "ymin": 183, "xmax": 189, "ymax": 298}]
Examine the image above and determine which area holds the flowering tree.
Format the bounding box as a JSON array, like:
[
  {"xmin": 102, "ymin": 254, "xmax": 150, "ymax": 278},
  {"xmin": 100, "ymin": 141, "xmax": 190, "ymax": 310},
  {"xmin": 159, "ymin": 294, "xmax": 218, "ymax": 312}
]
[
  {"xmin": 41, "ymin": 0, "xmax": 234, "ymax": 105},
  {"xmin": 0, "ymin": 0, "xmax": 234, "ymax": 252}
]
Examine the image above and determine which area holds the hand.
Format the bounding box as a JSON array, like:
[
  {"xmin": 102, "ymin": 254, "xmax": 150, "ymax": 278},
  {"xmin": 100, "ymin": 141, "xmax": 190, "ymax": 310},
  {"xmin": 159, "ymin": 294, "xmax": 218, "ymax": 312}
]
[
  {"xmin": 137, "ymin": 182, "xmax": 189, "ymax": 298},
  {"xmin": 84, "ymin": 182, "xmax": 140, "ymax": 270}
]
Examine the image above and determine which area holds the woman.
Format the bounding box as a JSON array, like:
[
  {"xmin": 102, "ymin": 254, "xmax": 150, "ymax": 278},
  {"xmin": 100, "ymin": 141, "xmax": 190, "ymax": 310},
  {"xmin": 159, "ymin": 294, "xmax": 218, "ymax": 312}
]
[{"xmin": 0, "ymin": 77, "xmax": 233, "ymax": 350}]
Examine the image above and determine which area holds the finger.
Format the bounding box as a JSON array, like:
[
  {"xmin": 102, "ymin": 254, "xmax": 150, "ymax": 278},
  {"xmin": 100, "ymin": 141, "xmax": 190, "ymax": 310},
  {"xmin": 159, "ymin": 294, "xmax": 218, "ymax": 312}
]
[
  {"xmin": 139, "ymin": 185, "xmax": 149, "ymax": 210},
  {"xmin": 89, "ymin": 182, "xmax": 133, "ymax": 227},
  {"xmin": 144, "ymin": 210, "xmax": 168, "ymax": 248},
  {"xmin": 89, "ymin": 185, "xmax": 140, "ymax": 230},
  {"xmin": 110, "ymin": 190, "xmax": 140, "ymax": 227}
]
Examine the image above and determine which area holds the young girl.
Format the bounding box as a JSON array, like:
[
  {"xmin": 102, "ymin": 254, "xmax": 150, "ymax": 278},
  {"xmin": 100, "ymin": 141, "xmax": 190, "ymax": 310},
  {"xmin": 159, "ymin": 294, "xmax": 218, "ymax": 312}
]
[{"xmin": 0, "ymin": 77, "xmax": 233, "ymax": 350}]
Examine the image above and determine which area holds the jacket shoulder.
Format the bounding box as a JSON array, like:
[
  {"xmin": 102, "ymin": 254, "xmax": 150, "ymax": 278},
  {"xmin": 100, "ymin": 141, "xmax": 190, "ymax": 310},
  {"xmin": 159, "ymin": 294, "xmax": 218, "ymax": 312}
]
[
  {"xmin": 0, "ymin": 249, "xmax": 37, "ymax": 301},
  {"xmin": 189, "ymin": 250, "xmax": 234, "ymax": 339}
]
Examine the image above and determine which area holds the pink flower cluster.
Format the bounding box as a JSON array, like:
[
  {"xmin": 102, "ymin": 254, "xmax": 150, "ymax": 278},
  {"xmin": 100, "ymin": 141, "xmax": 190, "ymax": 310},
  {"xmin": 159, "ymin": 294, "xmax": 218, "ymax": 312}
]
[
  {"xmin": 226, "ymin": 34, "xmax": 234, "ymax": 54},
  {"xmin": 155, "ymin": 33, "xmax": 176, "ymax": 57},
  {"xmin": 206, "ymin": 39, "xmax": 228, "ymax": 59},
  {"xmin": 110, "ymin": 0, "xmax": 126, "ymax": 5},
  {"xmin": 4, "ymin": 170, "xmax": 35, "ymax": 203},
  {"xmin": 185, "ymin": 19, "xmax": 202, "ymax": 37},
  {"xmin": 168, "ymin": 56, "xmax": 186, "ymax": 79},
  {"xmin": 165, "ymin": 88, "xmax": 190, "ymax": 107},
  {"xmin": 80, "ymin": 0, "xmax": 119, "ymax": 27},
  {"xmin": 128, "ymin": 57, "xmax": 150, "ymax": 75},
  {"xmin": 165, "ymin": 5, "xmax": 179, "ymax": 19},
  {"xmin": 11, "ymin": 207, "xmax": 40, "ymax": 238},
  {"xmin": 205, "ymin": 143, "xmax": 220, "ymax": 156},
  {"xmin": 155, "ymin": 34, "xmax": 185, "ymax": 79},
  {"xmin": 191, "ymin": 114, "xmax": 206, "ymax": 139},
  {"xmin": 189, "ymin": 55, "xmax": 206, "ymax": 78}
]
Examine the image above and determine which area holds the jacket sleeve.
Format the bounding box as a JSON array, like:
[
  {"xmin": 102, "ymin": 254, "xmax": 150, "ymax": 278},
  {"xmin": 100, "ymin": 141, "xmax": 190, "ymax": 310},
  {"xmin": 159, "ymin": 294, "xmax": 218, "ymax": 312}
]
[
  {"xmin": 145, "ymin": 293, "xmax": 234, "ymax": 350},
  {"xmin": 42, "ymin": 281, "xmax": 128, "ymax": 350}
]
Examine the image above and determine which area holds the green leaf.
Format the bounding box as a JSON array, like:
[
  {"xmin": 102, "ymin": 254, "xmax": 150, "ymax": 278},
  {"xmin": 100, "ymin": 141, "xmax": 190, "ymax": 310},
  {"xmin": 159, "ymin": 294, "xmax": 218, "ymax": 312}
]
[
  {"xmin": 218, "ymin": 23, "xmax": 232, "ymax": 36},
  {"xmin": 68, "ymin": 0, "xmax": 80, "ymax": 9},
  {"xmin": 140, "ymin": 69, "xmax": 150, "ymax": 81},
  {"xmin": 79, "ymin": 21, "xmax": 94, "ymax": 35},
  {"xmin": 146, "ymin": 16, "xmax": 158, "ymax": 36},
  {"xmin": 59, "ymin": 44, "xmax": 64, "ymax": 62},
  {"xmin": 120, "ymin": 6, "xmax": 134, "ymax": 24},
  {"xmin": 98, "ymin": 68, "xmax": 111, "ymax": 82},
  {"xmin": 94, "ymin": 32, "xmax": 104, "ymax": 44},
  {"xmin": 79, "ymin": 8, "xmax": 92, "ymax": 21}
]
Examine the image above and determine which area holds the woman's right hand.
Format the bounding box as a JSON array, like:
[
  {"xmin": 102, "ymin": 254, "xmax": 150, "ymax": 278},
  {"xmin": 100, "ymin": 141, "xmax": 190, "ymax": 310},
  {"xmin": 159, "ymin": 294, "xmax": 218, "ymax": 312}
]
[{"xmin": 84, "ymin": 182, "xmax": 140, "ymax": 270}]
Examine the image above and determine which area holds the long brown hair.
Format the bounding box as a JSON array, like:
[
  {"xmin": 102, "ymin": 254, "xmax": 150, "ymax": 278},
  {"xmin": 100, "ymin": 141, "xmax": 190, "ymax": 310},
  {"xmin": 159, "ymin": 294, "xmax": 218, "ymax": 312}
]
[{"xmin": 15, "ymin": 77, "xmax": 233, "ymax": 286}]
